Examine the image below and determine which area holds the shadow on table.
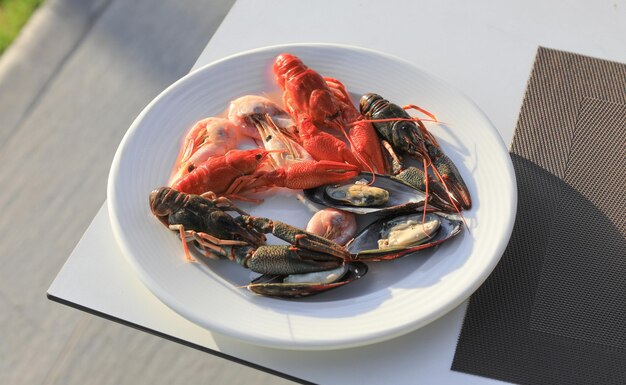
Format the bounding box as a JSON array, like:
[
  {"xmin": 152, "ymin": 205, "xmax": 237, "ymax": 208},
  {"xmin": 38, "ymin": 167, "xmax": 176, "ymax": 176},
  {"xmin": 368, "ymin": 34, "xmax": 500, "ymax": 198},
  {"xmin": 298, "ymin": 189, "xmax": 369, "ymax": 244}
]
[{"xmin": 453, "ymin": 152, "xmax": 626, "ymax": 384}]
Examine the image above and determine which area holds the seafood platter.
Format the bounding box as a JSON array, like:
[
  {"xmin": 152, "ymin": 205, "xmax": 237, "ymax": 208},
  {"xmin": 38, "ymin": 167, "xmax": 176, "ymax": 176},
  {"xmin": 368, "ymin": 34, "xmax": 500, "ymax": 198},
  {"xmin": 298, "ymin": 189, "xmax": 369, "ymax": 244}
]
[{"xmin": 108, "ymin": 44, "xmax": 516, "ymax": 349}]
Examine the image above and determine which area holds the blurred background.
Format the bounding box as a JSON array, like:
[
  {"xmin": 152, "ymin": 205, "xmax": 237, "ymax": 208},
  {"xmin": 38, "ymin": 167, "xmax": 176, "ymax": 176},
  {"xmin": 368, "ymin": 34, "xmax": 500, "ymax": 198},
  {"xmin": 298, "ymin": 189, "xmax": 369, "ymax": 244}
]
[{"xmin": 0, "ymin": 0, "xmax": 292, "ymax": 383}]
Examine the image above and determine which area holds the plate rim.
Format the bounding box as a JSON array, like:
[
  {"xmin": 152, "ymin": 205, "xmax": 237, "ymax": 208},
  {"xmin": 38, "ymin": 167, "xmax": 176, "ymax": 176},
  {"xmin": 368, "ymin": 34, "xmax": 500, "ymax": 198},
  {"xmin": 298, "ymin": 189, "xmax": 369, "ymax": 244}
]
[{"xmin": 107, "ymin": 42, "xmax": 517, "ymax": 350}]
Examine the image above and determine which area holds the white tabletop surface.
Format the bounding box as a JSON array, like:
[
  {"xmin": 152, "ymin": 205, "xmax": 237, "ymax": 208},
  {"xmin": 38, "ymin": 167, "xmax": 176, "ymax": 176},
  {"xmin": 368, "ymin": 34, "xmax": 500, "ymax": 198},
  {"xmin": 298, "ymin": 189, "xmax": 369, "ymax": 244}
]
[{"xmin": 48, "ymin": 1, "xmax": 626, "ymax": 384}]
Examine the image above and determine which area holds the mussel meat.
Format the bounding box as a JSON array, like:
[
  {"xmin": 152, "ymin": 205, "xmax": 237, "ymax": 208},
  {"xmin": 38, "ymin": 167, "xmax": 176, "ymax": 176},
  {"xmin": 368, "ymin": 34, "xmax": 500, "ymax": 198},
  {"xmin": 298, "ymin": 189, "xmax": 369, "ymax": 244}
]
[
  {"xmin": 347, "ymin": 212, "xmax": 463, "ymax": 261},
  {"xmin": 324, "ymin": 182, "xmax": 389, "ymax": 207},
  {"xmin": 247, "ymin": 262, "xmax": 368, "ymax": 298},
  {"xmin": 304, "ymin": 172, "xmax": 430, "ymax": 215},
  {"xmin": 377, "ymin": 216, "xmax": 441, "ymax": 249}
]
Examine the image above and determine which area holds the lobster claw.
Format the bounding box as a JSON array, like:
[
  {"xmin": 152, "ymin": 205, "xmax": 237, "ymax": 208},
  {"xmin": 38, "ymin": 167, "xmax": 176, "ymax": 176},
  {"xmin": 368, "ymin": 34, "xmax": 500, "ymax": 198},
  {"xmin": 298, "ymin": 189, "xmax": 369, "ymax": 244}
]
[
  {"xmin": 235, "ymin": 216, "xmax": 351, "ymax": 273},
  {"xmin": 287, "ymin": 160, "xmax": 361, "ymax": 188},
  {"xmin": 425, "ymin": 142, "xmax": 472, "ymax": 211},
  {"xmin": 239, "ymin": 216, "xmax": 350, "ymax": 260},
  {"xmin": 393, "ymin": 167, "xmax": 467, "ymax": 213},
  {"xmin": 431, "ymin": 170, "xmax": 472, "ymax": 212},
  {"xmin": 234, "ymin": 216, "xmax": 365, "ymax": 298},
  {"xmin": 244, "ymin": 160, "xmax": 360, "ymax": 193},
  {"xmin": 244, "ymin": 245, "xmax": 344, "ymax": 275}
]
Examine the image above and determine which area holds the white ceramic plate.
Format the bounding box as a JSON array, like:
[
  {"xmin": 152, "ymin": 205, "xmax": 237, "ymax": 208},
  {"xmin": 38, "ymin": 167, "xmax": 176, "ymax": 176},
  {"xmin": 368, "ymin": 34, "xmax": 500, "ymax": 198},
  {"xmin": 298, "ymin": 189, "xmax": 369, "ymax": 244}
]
[{"xmin": 108, "ymin": 44, "xmax": 516, "ymax": 350}]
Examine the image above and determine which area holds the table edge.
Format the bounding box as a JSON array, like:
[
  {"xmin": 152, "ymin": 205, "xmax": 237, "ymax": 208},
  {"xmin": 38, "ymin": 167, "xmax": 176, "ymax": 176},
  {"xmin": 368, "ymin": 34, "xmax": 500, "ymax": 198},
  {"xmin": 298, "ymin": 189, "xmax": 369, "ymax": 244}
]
[{"xmin": 46, "ymin": 292, "xmax": 313, "ymax": 385}]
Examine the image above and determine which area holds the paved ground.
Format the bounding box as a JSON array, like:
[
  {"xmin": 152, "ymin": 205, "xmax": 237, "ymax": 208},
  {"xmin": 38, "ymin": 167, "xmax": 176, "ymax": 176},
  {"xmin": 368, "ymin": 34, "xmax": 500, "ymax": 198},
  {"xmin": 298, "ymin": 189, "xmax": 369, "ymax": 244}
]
[{"xmin": 0, "ymin": 0, "xmax": 292, "ymax": 383}]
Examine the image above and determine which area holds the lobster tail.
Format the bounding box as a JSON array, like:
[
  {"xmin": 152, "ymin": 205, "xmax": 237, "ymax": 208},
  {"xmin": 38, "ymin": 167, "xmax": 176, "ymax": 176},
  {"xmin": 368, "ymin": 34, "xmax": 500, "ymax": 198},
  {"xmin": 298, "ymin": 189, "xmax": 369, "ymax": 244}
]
[{"xmin": 273, "ymin": 53, "xmax": 306, "ymax": 88}]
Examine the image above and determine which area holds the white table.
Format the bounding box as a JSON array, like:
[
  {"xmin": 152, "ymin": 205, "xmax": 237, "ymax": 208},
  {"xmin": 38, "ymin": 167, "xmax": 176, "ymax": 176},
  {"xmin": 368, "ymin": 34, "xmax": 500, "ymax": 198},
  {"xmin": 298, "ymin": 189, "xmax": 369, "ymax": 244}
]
[{"xmin": 48, "ymin": 1, "xmax": 626, "ymax": 383}]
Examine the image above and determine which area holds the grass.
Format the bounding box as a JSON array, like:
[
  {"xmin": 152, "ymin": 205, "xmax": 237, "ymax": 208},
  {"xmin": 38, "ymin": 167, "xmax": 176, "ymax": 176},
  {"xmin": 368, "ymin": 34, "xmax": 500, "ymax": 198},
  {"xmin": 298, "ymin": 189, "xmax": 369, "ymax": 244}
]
[{"xmin": 0, "ymin": 0, "xmax": 44, "ymax": 55}]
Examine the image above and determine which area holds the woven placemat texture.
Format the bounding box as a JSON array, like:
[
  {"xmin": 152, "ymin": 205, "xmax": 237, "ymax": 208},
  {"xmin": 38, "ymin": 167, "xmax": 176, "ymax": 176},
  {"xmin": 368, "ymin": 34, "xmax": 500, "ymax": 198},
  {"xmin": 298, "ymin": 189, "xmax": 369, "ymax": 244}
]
[
  {"xmin": 529, "ymin": 98, "xmax": 626, "ymax": 348},
  {"xmin": 451, "ymin": 47, "xmax": 626, "ymax": 385}
]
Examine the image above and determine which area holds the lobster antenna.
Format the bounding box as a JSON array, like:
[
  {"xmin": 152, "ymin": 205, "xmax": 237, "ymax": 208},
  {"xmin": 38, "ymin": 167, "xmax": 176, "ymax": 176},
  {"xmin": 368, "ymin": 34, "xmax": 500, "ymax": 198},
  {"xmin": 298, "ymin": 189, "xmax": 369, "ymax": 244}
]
[
  {"xmin": 422, "ymin": 157, "xmax": 430, "ymax": 226},
  {"xmin": 413, "ymin": 116, "xmax": 440, "ymax": 149},
  {"xmin": 417, "ymin": 148, "xmax": 468, "ymax": 232},
  {"xmin": 264, "ymin": 114, "xmax": 299, "ymax": 161},
  {"xmin": 402, "ymin": 104, "xmax": 438, "ymax": 122},
  {"xmin": 180, "ymin": 136, "xmax": 196, "ymax": 164},
  {"xmin": 428, "ymin": 161, "xmax": 469, "ymax": 231},
  {"xmin": 253, "ymin": 116, "xmax": 279, "ymax": 169}
]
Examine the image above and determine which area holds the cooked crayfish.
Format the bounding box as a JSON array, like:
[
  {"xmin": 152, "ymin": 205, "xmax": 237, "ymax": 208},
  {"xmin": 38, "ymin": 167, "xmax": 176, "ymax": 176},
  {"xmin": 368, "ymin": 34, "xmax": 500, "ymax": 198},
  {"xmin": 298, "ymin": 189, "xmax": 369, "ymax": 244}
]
[
  {"xmin": 149, "ymin": 187, "xmax": 367, "ymax": 297},
  {"xmin": 169, "ymin": 148, "xmax": 360, "ymax": 200},
  {"xmin": 273, "ymin": 54, "xmax": 387, "ymax": 174},
  {"xmin": 228, "ymin": 95, "xmax": 312, "ymax": 167},
  {"xmin": 170, "ymin": 117, "xmax": 241, "ymax": 184},
  {"xmin": 292, "ymin": 115, "xmax": 361, "ymax": 166},
  {"xmin": 324, "ymin": 76, "xmax": 389, "ymax": 174},
  {"xmin": 227, "ymin": 94, "xmax": 290, "ymax": 139},
  {"xmin": 169, "ymin": 148, "xmax": 272, "ymax": 198},
  {"xmin": 359, "ymin": 93, "xmax": 472, "ymax": 211}
]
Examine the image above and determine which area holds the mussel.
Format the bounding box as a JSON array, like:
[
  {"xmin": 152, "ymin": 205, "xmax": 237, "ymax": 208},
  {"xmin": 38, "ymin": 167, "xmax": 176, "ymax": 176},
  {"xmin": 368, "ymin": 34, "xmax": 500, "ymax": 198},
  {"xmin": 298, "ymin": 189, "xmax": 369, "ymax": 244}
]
[
  {"xmin": 247, "ymin": 262, "xmax": 368, "ymax": 298},
  {"xmin": 304, "ymin": 173, "xmax": 429, "ymax": 215},
  {"xmin": 346, "ymin": 212, "xmax": 463, "ymax": 261}
]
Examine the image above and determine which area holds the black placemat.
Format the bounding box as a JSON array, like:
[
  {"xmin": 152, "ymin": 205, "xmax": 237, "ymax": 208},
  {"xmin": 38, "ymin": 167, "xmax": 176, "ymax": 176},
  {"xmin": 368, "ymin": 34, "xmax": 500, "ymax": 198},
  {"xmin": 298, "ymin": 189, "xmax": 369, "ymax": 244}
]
[
  {"xmin": 451, "ymin": 47, "xmax": 626, "ymax": 385},
  {"xmin": 529, "ymin": 98, "xmax": 626, "ymax": 349}
]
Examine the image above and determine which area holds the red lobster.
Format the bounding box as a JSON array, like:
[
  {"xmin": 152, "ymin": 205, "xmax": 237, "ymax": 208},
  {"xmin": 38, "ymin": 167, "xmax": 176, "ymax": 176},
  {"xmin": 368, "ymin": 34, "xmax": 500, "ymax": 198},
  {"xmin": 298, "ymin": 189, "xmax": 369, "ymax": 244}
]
[{"xmin": 272, "ymin": 54, "xmax": 387, "ymax": 174}]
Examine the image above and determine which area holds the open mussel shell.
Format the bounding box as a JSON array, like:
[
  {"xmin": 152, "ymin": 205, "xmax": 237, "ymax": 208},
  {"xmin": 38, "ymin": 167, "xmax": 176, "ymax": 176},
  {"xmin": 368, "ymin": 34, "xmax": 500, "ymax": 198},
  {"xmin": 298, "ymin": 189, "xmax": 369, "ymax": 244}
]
[
  {"xmin": 247, "ymin": 262, "xmax": 368, "ymax": 298},
  {"xmin": 304, "ymin": 173, "xmax": 428, "ymax": 215},
  {"xmin": 346, "ymin": 212, "xmax": 463, "ymax": 261}
]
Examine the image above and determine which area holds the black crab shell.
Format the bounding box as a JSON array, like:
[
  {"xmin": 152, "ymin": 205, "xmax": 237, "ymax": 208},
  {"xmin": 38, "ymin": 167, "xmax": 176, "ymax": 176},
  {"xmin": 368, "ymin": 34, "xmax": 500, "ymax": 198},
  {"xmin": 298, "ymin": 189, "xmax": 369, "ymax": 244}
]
[
  {"xmin": 247, "ymin": 262, "xmax": 368, "ymax": 298},
  {"xmin": 346, "ymin": 212, "xmax": 463, "ymax": 261},
  {"xmin": 303, "ymin": 172, "xmax": 429, "ymax": 215}
]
